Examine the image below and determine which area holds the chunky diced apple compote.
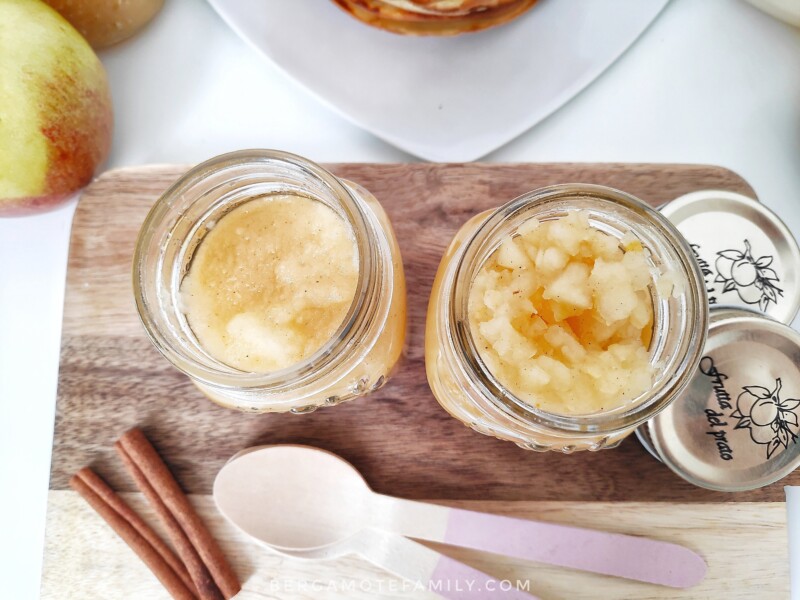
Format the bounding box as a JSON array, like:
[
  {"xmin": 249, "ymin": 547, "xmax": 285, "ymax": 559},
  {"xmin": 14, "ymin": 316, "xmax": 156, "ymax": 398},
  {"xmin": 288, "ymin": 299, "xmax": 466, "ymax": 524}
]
[{"xmin": 468, "ymin": 210, "xmax": 654, "ymax": 415}]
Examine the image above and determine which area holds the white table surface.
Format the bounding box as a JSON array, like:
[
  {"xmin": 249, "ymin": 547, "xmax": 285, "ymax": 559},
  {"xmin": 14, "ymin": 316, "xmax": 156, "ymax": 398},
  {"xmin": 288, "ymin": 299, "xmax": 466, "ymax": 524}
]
[{"xmin": 0, "ymin": 0, "xmax": 798, "ymax": 598}]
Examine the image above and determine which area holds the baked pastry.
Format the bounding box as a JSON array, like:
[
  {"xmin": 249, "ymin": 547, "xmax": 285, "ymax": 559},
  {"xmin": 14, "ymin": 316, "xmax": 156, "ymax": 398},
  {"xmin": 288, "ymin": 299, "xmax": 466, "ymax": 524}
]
[{"xmin": 332, "ymin": 0, "xmax": 539, "ymax": 35}]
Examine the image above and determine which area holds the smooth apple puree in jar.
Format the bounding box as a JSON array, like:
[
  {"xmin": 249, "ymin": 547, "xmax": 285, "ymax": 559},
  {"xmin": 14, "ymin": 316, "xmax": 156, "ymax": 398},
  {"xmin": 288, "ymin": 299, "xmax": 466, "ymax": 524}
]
[
  {"xmin": 180, "ymin": 194, "xmax": 359, "ymax": 372},
  {"xmin": 468, "ymin": 210, "xmax": 655, "ymax": 415}
]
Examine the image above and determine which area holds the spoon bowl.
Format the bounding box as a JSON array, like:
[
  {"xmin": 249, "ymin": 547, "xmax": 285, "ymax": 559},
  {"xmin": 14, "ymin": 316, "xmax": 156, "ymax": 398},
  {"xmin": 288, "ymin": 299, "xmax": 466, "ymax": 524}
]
[{"xmin": 214, "ymin": 445, "xmax": 370, "ymax": 551}]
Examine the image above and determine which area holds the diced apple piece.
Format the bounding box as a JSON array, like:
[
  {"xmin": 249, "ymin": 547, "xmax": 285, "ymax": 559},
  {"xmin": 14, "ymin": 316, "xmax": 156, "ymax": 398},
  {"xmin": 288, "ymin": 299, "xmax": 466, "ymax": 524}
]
[
  {"xmin": 547, "ymin": 220, "xmax": 582, "ymax": 255},
  {"xmin": 518, "ymin": 217, "xmax": 540, "ymax": 236},
  {"xmin": 494, "ymin": 333, "xmax": 538, "ymax": 363},
  {"xmin": 519, "ymin": 363, "xmax": 551, "ymax": 389},
  {"xmin": 656, "ymin": 271, "xmax": 682, "ymax": 298},
  {"xmin": 621, "ymin": 231, "xmax": 642, "ymax": 252},
  {"xmin": 608, "ymin": 342, "xmax": 635, "ymax": 363},
  {"xmin": 625, "ymin": 361, "xmax": 654, "ymax": 397},
  {"xmin": 483, "ymin": 289, "xmax": 507, "ymax": 312},
  {"xmin": 534, "ymin": 355, "xmax": 571, "ymax": 388},
  {"xmin": 590, "ymin": 259, "xmax": 639, "ymax": 323},
  {"xmin": 622, "ymin": 250, "xmax": 651, "ymax": 289},
  {"xmin": 517, "ymin": 314, "xmax": 547, "ymax": 340},
  {"xmin": 509, "ymin": 270, "xmax": 538, "ymax": 297},
  {"xmin": 543, "ymin": 262, "xmax": 591, "ymax": 309},
  {"xmin": 597, "ymin": 286, "xmax": 639, "ymax": 324},
  {"xmin": 630, "ymin": 290, "xmax": 653, "ymax": 329},
  {"xmin": 535, "ymin": 246, "xmax": 569, "ymax": 273},
  {"xmin": 477, "ymin": 316, "xmax": 511, "ymax": 345},
  {"xmin": 553, "ymin": 300, "xmax": 589, "ymax": 322},
  {"xmin": 590, "ymin": 231, "xmax": 624, "ymax": 261},
  {"xmin": 588, "ymin": 315, "xmax": 624, "ymax": 345},
  {"xmin": 496, "ymin": 237, "xmax": 531, "ymax": 270},
  {"xmin": 479, "ymin": 318, "xmax": 537, "ymax": 363},
  {"xmin": 544, "ymin": 325, "xmax": 587, "ymax": 363},
  {"xmin": 597, "ymin": 369, "xmax": 624, "ymax": 396},
  {"xmin": 581, "ymin": 360, "xmax": 604, "ymax": 380}
]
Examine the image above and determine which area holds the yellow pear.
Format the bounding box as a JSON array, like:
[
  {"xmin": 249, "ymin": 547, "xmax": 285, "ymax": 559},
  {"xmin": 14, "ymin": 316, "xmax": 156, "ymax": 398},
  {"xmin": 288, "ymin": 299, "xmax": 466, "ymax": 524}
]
[
  {"xmin": 0, "ymin": 0, "xmax": 113, "ymax": 216},
  {"xmin": 43, "ymin": 0, "xmax": 164, "ymax": 49}
]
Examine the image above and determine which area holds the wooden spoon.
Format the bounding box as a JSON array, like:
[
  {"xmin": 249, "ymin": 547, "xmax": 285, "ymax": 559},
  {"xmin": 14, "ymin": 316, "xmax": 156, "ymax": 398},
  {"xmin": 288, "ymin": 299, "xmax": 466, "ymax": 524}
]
[
  {"xmin": 215, "ymin": 446, "xmax": 536, "ymax": 598},
  {"xmin": 213, "ymin": 445, "xmax": 706, "ymax": 591}
]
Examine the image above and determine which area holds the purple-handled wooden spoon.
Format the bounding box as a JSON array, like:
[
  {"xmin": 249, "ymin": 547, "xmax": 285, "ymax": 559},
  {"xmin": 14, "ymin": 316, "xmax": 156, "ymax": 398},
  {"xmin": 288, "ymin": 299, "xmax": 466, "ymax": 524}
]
[{"xmin": 213, "ymin": 445, "xmax": 706, "ymax": 592}]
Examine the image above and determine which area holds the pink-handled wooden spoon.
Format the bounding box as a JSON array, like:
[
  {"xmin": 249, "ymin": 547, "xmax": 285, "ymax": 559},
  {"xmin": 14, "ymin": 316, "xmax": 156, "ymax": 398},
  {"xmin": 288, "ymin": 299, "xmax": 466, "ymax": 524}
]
[
  {"xmin": 213, "ymin": 445, "xmax": 706, "ymax": 592},
  {"xmin": 215, "ymin": 445, "xmax": 536, "ymax": 598}
]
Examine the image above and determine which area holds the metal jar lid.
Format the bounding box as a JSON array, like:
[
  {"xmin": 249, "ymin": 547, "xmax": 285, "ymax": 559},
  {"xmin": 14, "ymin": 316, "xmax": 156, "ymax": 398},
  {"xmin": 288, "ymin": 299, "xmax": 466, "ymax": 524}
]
[
  {"xmin": 646, "ymin": 306, "xmax": 800, "ymax": 491},
  {"xmin": 636, "ymin": 306, "xmax": 770, "ymax": 463},
  {"xmin": 660, "ymin": 190, "xmax": 800, "ymax": 324},
  {"xmin": 635, "ymin": 425, "xmax": 661, "ymax": 462}
]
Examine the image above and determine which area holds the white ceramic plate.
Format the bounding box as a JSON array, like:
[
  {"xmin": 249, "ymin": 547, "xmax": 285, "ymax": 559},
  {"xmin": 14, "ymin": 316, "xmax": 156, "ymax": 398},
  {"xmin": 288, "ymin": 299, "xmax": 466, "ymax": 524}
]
[{"xmin": 207, "ymin": 0, "xmax": 669, "ymax": 162}]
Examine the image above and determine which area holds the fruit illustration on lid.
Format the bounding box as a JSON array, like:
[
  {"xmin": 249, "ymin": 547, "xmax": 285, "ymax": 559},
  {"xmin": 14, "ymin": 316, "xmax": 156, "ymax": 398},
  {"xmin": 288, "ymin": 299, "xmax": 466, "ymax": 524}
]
[
  {"xmin": 732, "ymin": 378, "xmax": 799, "ymax": 459},
  {"xmin": 714, "ymin": 240, "xmax": 783, "ymax": 312}
]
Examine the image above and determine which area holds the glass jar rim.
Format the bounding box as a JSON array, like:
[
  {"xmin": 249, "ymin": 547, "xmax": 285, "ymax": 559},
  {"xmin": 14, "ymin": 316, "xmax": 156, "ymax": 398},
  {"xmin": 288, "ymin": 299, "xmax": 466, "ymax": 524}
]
[
  {"xmin": 133, "ymin": 149, "xmax": 381, "ymax": 390},
  {"xmin": 447, "ymin": 183, "xmax": 709, "ymax": 435}
]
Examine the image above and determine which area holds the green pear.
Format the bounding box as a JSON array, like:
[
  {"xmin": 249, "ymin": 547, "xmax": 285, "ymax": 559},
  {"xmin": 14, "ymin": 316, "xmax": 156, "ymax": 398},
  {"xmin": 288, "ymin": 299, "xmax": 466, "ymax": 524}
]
[{"xmin": 0, "ymin": 0, "xmax": 112, "ymax": 216}]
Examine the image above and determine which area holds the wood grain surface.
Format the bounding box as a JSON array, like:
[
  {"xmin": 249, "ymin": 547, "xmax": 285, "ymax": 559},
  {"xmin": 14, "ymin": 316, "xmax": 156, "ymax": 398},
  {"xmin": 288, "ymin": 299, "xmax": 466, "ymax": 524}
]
[
  {"xmin": 50, "ymin": 162, "xmax": 788, "ymax": 505},
  {"xmin": 42, "ymin": 493, "xmax": 788, "ymax": 599}
]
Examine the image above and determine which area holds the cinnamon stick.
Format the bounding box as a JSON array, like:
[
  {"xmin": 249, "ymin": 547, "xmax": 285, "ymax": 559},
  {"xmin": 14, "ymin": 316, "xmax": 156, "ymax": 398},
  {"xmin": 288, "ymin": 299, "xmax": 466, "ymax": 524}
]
[
  {"xmin": 70, "ymin": 469, "xmax": 196, "ymax": 600},
  {"xmin": 118, "ymin": 428, "xmax": 241, "ymax": 600},
  {"xmin": 116, "ymin": 441, "xmax": 222, "ymax": 600}
]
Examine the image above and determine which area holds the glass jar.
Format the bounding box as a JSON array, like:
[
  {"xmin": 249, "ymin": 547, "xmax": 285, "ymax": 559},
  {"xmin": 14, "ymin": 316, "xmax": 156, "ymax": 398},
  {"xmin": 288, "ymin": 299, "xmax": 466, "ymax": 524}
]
[
  {"xmin": 134, "ymin": 150, "xmax": 406, "ymax": 413},
  {"xmin": 425, "ymin": 184, "xmax": 708, "ymax": 452}
]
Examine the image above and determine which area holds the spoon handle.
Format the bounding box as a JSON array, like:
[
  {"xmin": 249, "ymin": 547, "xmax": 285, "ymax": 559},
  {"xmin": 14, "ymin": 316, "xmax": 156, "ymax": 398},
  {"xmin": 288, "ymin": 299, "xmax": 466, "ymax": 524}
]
[
  {"xmin": 354, "ymin": 529, "xmax": 539, "ymax": 600},
  {"xmin": 378, "ymin": 497, "xmax": 706, "ymax": 589}
]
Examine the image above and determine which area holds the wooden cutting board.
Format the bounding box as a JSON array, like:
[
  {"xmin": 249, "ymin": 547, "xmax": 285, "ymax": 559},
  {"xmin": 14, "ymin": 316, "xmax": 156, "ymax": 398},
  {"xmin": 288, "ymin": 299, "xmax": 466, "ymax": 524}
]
[{"xmin": 42, "ymin": 163, "xmax": 789, "ymax": 599}]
